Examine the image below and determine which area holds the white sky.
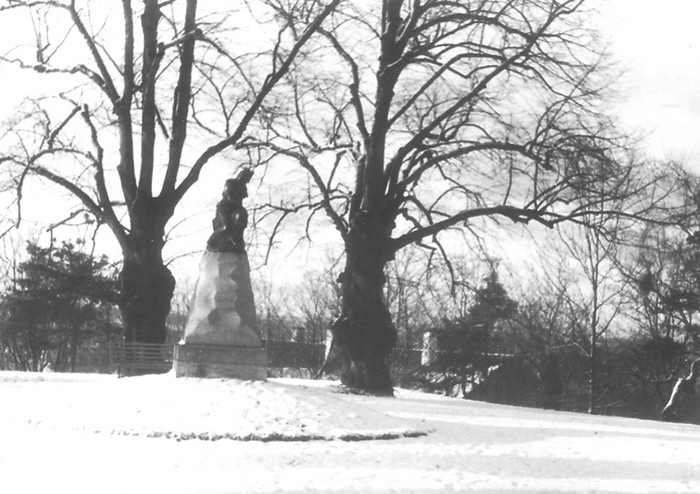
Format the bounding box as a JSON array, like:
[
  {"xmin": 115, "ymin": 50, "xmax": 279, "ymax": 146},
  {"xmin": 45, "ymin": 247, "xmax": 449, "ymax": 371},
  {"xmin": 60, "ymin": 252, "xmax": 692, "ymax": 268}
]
[
  {"xmin": 1, "ymin": 1, "xmax": 698, "ymax": 164},
  {"xmin": 603, "ymin": 0, "xmax": 700, "ymax": 169}
]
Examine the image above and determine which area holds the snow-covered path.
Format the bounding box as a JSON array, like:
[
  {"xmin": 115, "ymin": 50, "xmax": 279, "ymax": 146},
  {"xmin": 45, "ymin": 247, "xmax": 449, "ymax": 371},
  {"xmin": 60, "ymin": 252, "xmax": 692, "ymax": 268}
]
[{"xmin": 1, "ymin": 372, "xmax": 699, "ymax": 493}]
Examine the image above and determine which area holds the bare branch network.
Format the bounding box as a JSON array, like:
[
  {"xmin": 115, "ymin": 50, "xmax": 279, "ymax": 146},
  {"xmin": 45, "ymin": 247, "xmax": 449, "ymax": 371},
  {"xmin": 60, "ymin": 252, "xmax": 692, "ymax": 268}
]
[
  {"xmin": 0, "ymin": 0, "xmax": 341, "ymax": 345},
  {"xmin": 250, "ymin": 0, "xmax": 683, "ymax": 262},
  {"xmin": 0, "ymin": 0, "xmax": 340, "ymax": 247}
]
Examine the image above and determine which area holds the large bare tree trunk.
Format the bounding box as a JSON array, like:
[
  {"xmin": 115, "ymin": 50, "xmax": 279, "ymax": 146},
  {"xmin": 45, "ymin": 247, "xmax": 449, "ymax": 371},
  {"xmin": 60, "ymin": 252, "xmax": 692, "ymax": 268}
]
[
  {"xmin": 119, "ymin": 209, "xmax": 175, "ymax": 344},
  {"xmin": 119, "ymin": 257, "xmax": 174, "ymax": 344},
  {"xmin": 333, "ymin": 216, "xmax": 397, "ymax": 396}
]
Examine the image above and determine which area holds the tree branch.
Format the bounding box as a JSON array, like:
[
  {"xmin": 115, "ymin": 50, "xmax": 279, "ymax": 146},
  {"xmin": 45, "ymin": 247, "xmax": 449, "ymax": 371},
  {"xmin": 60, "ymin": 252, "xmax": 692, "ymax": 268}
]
[
  {"xmin": 173, "ymin": 0, "xmax": 340, "ymax": 204},
  {"xmin": 161, "ymin": 0, "xmax": 198, "ymax": 196}
]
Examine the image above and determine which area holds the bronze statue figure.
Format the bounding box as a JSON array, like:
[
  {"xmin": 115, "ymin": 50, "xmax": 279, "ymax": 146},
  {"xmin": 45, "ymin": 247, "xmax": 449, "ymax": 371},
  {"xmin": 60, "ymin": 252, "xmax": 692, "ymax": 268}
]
[{"xmin": 206, "ymin": 168, "xmax": 254, "ymax": 253}]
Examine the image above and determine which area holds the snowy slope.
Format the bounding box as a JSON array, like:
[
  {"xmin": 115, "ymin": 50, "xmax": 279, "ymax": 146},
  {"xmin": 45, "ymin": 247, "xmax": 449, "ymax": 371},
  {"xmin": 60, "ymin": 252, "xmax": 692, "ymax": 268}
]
[
  {"xmin": 0, "ymin": 371, "xmax": 699, "ymax": 493},
  {"xmin": 0, "ymin": 372, "xmax": 425, "ymax": 441}
]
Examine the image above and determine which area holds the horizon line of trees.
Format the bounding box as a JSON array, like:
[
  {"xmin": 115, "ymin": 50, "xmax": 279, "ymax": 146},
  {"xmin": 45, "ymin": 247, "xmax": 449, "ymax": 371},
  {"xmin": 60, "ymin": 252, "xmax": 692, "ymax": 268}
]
[{"xmin": 2, "ymin": 209, "xmax": 700, "ymax": 423}]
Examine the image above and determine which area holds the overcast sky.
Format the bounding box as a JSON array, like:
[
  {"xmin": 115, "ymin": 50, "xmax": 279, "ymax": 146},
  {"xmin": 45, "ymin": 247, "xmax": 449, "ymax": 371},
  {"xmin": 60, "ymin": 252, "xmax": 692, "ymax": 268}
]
[
  {"xmin": 0, "ymin": 1, "xmax": 698, "ymax": 167},
  {"xmin": 603, "ymin": 0, "xmax": 700, "ymax": 169}
]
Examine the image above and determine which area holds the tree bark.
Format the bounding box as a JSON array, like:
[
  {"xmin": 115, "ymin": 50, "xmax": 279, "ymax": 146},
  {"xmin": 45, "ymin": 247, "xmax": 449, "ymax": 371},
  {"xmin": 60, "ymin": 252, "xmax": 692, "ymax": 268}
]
[
  {"xmin": 118, "ymin": 204, "xmax": 175, "ymax": 344},
  {"xmin": 588, "ymin": 334, "xmax": 598, "ymax": 414},
  {"xmin": 70, "ymin": 324, "xmax": 79, "ymax": 372},
  {"xmin": 332, "ymin": 214, "xmax": 397, "ymax": 396}
]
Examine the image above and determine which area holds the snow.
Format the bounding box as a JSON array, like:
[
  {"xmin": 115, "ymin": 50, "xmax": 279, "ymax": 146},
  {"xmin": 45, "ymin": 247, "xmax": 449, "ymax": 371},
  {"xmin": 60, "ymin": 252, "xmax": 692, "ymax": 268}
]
[
  {"xmin": 1, "ymin": 372, "xmax": 422, "ymax": 442},
  {"xmin": 1, "ymin": 372, "xmax": 699, "ymax": 493}
]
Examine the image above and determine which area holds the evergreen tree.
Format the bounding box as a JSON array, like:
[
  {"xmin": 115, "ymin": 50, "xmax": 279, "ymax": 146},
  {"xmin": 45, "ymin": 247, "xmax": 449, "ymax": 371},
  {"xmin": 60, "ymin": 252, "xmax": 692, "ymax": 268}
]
[
  {"xmin": 437, "ymin": 270, "xmax": 518, "ymax": 395},
  {"xmin": 0, "ymin": 242, "xmax": 119, "ymax": 372}
]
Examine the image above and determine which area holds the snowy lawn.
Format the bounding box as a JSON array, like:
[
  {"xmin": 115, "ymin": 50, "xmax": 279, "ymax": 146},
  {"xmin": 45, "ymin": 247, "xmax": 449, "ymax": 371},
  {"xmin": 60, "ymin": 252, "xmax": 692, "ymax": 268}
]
[{"xmin": 1, "ymin": 372, "xmax": 699, "ymax": 493}]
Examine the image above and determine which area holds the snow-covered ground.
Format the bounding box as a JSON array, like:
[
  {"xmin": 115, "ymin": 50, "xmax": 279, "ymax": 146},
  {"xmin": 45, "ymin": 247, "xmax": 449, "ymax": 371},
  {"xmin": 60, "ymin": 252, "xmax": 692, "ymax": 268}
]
[{"xmin": 1, "ymin": 372, "xmax": 699, "ymax": 493}]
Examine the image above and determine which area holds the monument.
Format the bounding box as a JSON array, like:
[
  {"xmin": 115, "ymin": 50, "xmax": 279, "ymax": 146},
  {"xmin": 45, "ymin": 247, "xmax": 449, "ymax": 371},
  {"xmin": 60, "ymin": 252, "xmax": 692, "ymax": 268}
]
[{"xmin": 173, "ymin": 168, "xmax": 267, "ymax": 379}]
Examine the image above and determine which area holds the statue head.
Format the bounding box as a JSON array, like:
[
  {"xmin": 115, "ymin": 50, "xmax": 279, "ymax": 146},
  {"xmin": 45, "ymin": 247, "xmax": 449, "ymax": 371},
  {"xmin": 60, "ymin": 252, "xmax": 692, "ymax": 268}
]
[
  {"xmin": 223, "ymin": 168, "xmax": 254, "ymax": 205},
  {"xmin": 207, "ymin": 168, "xmax": 254, "ymax": 253}
]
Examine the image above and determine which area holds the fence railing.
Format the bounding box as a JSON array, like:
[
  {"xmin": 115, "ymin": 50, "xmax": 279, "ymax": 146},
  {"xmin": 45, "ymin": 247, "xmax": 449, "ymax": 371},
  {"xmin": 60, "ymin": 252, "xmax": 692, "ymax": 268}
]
[
  {"xmin": 111, "ymin": 343, "xmax": 173, "ymax": 377},
  {"xmin": 108, "ymin": 340, "xmax": 431, "ymax": 378}
]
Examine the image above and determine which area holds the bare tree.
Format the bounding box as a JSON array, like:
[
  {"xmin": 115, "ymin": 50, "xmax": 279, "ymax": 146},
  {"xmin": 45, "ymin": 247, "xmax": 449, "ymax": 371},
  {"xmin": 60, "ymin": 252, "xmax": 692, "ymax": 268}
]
[
  {"xmin": 256, "ymin": 0, "xmax": 672, "ymax": 394},
  {"xmin": 623, "ymin": 226, "xmax": 700, "ymax": 348},
  {"xmin": 255, "ymin": 266, "xmax": 338, "ymax": 378},
  {"xmin": 0, "ymin": 0, "xmax": 339, "ymax": 343},
  {"xmin": 384, "ymin": 248, "xmax": 442, "ymax": 383},
  {"xmin": 628, "ymin": 169, "xmax": 700, "ymax": 351},
  {"xmin": 601, "ymin": 170, "xmax": 700, "ymax": 407},
  {"xmin": 555, "ymin": 209, "xmax": 630, "ymax": 414},
  {"xmin": 385, "ymin": 249, "xmax": 436, "ymax": 346},
  {"xmin": 505, "ymin": 287, "xmax": 571, "ymax": 409}
]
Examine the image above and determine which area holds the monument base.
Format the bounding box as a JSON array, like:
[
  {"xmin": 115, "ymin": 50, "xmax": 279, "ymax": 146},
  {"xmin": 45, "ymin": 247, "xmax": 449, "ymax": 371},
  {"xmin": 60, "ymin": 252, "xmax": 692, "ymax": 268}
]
[{"xmin": 173, "ymin": 343, "xmax": 267, "ymax": 380}]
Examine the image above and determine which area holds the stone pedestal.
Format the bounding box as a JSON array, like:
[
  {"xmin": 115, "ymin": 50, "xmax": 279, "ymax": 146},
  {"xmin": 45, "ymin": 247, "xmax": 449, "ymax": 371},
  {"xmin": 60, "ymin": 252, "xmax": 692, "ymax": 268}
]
[
  {"xmin": 174, "ymin": 344, "xmax": 266, "ymax": 380},
  {"xmin": 174, "ymin": 251, "xmax": 266, "ymax": 380}
]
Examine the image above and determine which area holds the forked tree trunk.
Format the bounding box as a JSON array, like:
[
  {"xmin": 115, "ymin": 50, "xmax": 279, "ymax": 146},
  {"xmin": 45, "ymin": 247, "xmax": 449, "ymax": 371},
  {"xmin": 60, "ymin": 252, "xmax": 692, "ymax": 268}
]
[
  {"xmin": 118, "ymin": 216, "xmax": 175, "ymax": 344},
  {"xmin": 332, "ymin": 219, "xmax": 397, "ymax": 396}
]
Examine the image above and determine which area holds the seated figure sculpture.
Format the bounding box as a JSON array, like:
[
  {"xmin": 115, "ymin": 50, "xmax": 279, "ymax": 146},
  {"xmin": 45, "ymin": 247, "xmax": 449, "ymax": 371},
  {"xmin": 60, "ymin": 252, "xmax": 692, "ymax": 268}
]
[{"xmin": 206, "ymin": 168, "xmax": 254, "ymax": 253}]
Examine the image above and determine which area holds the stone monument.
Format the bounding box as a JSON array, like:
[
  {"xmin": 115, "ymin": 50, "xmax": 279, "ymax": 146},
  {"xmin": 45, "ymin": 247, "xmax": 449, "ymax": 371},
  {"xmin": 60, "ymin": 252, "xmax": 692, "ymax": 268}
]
[{"xmin": 173, "ymin": 168, "xmax": 266, "ymax": 379}]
